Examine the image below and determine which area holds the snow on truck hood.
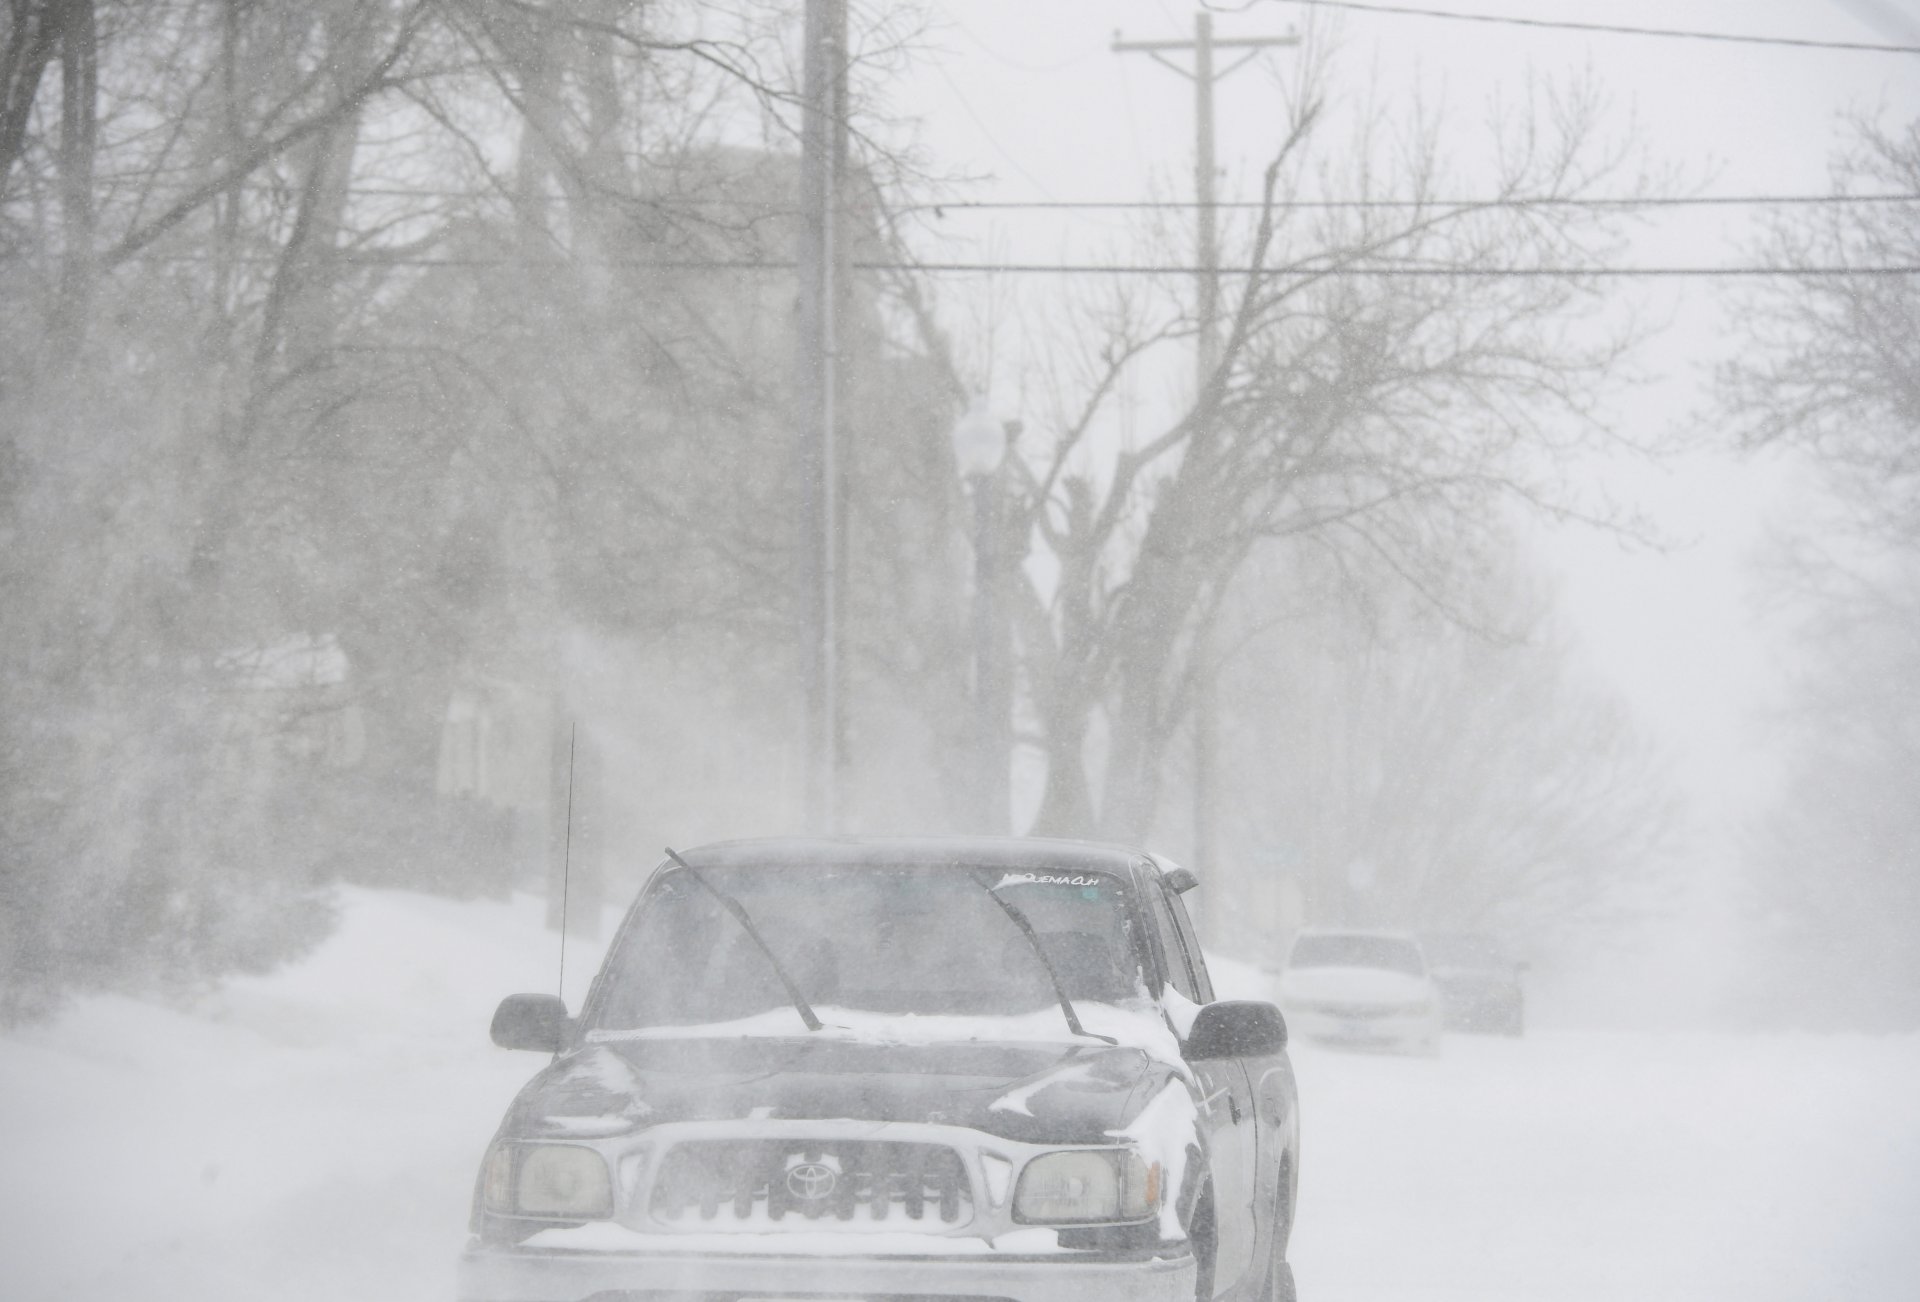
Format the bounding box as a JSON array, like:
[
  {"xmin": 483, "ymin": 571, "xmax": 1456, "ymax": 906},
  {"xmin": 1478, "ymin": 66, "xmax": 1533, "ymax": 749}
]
[
  {"xmin": 586, "ymin": 999, "xmax": 1183, "ymax": 1064},
  {"xmin": 507, "ymin": 1002, "xmax": 1186, "ymax": 1145},
  {"xmin": 1280, "ymin": 965, "xmax": 1435, "ymax": 1006}
]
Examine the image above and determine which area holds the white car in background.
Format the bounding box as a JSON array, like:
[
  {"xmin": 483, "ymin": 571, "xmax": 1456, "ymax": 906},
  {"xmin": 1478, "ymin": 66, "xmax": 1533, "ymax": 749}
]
[{"xmin": 1279, "ymin": 930, "xmax": 1443, "ymax": 1054}]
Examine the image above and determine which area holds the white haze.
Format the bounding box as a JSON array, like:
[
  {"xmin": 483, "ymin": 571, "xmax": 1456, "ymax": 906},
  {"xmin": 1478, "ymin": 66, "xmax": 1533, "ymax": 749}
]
[{"xmin": 4, "ymin": 1, "xmax": 1920, "ymax": 1300}]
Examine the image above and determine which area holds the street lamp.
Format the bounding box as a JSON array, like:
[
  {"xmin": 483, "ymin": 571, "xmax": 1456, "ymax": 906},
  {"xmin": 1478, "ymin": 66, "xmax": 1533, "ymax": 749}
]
[
  {"xmin": 951, "ymin": 398, "xmax": 1008, "ymax": 481},
  {"xmin": 950, "ymin": 399, "xmax": 1011, "ymax": 832}
]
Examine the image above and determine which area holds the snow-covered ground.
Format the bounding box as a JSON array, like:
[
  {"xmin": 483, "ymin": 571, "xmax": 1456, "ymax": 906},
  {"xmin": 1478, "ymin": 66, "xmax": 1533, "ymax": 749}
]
[{"xmin": 2, "ymin": 888, "xmax": 1916, "ymax": 1302}]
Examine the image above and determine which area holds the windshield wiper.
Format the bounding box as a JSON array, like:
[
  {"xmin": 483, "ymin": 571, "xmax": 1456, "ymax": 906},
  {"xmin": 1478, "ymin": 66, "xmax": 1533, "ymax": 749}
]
[
  {"xmin": 968, "ymin": 868, "xmax": 1119, "ymax": 1046},
  {"xmin": 664, "ymin": 846, "xmax": 823, "ymax": 1032}
]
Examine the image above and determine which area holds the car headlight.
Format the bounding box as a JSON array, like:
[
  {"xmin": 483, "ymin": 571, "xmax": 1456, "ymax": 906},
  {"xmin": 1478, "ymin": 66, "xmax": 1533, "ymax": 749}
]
[
  {"xmin": 482, "ymin": 1143, "xmax": 613, "ymax": 1218},
  {"xmin": 1013, "ymin": 1149, "xmax": 1158, "ymax": 1224}
]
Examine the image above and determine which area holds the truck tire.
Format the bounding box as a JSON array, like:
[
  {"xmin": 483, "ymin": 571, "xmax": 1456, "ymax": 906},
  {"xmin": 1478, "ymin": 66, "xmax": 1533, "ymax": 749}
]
[{"xmin": 1190, "ymin": 1185, "xmax": 1217, "ymax": 1301}]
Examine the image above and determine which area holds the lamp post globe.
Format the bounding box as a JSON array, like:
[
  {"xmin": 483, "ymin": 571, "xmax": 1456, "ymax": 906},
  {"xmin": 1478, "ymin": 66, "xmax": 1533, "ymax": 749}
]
[{"xmin": 950, "ymin": 398, "xmax": 1008, "ymax": 480}]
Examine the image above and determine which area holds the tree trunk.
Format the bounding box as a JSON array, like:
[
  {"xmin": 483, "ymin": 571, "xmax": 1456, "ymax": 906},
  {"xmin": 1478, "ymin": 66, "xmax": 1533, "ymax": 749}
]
[
  {"xmin": 0, "ymin": 0, "xmax": 60, "ymax": 197},
  {"xmin": 1100, "ymin": 653, "xmax": 1174, "ymax": 843},
  {"xmin": 49, "ymin": 0, "xmax": 94, "ymax": 354},
  {"xmin": 1023, "ymin": 485, "xmax": 1106, "ymax": 837},
  {"xmin": 1028, "ymin": 692, "xmax": 1096, "ymax": 837},
  {"xmin": 252, "ymin": 2, "xmax": 371, "ymax": 371}
]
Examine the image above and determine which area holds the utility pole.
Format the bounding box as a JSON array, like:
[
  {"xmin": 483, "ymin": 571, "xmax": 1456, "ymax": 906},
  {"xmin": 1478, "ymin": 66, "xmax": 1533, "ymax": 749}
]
[
  {"xmin": 1114, "ymin": 14, "xmax": 1296, "ymax": 878},
  {"xmin": 798, "ymin": 0, "xmax": 847, "ymax": 832}
]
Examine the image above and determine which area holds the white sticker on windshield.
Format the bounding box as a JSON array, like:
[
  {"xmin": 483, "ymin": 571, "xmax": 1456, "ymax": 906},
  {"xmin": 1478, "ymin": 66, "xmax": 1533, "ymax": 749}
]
[{"xmin": 995, "ymin": 871, "xmax": 1105, "ymax": 888}]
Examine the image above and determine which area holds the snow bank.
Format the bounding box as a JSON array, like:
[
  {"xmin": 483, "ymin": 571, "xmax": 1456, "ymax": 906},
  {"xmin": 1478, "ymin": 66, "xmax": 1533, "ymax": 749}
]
[{"xmin": 0, "ymin": 888, "xmax": 616, "ymax": 1302}]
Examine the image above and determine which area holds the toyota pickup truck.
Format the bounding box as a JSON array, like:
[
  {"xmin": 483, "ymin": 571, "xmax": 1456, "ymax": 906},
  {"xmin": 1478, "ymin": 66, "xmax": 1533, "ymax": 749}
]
[{"xmin": 460, "ymin": 836, "xmax": 1300, "ymax": 1302}]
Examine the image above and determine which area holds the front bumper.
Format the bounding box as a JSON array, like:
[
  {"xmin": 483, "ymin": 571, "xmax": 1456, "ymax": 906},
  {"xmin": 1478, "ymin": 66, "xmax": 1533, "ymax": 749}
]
[
  {"xmin": 457, "ymin": 1239, "xmax": 1197, "ymax": 1302},
  {"xmin": 1287, "ymin": 1005, "xmax": 1439, "ymax": 1047}
]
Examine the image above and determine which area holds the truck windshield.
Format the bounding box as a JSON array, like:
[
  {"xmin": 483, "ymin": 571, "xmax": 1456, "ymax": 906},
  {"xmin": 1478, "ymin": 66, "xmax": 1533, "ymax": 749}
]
[{"xmin": 590, "ymin": 863, "xmax": 1142, "ymax": 1031}]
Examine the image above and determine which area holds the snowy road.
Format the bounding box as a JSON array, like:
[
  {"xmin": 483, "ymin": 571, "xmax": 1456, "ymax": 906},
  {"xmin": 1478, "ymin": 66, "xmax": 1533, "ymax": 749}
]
[
  {"xmin": 1285, "ymin": 1032, "xmax": 1920, "ymax": 1301},
  {"xmin": 2, "ymin": 888, "xmax": 1916, "ymax": 1302}
]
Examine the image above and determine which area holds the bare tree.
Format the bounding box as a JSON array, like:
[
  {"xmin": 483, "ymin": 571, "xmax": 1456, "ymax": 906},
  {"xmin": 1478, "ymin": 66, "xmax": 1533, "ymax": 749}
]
[
  {"xmin": 1213, "ymin": 541, "xmax": 1678, "ymax": 954},
  {"xmin": 0, "ymin": 0, "xmax": 963, "ymax": 1011},
  {"xmin": 1731, "ymin": 549, "xmax": 1920, "ymax": 1029},
  {"xmin": 0, "ymin": 1, "xmax": 64, "ymax": 195},
  {"xmin": 1717, "ymin": 112, "xmax": 1920, "ymax": 1028},
  {"xmin": 988, "ymin": 75, "xmax": 1652, "ymax": 844},
  {"xmin": 1718, "ymin": 114, "xmax": 1920, "ymax": 558}
]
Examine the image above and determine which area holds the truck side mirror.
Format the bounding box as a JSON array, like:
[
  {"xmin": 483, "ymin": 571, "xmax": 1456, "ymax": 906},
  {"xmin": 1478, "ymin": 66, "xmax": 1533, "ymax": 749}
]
[
  {"xmin": 1185, "ymin": 1000, "xmax": 1288, "ymax": 1060},
  {"xmin": 490, "ymin": 993, "xmax": 571, "ymax": 1052}
]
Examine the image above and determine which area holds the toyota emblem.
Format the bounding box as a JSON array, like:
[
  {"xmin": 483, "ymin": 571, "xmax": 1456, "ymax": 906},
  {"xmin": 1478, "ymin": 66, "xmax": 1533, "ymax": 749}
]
[{"xmin": 785, "ymin": 1161, "xmax": 838, "ymax": 1202}]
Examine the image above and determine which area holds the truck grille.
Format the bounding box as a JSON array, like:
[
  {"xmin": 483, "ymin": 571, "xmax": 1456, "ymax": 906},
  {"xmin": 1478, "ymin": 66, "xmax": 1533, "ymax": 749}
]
[
  {"xmin": 1310, "ymin": 1001, "xmax": 1402, "ymax": 1019},
  {"xmin": 649, "ymin": 1140, "xmax": 973, "ymax": 1227}
]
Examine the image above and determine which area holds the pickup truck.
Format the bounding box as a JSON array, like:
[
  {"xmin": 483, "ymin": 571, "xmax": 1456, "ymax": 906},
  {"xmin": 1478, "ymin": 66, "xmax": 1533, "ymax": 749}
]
[{"xmin": 460, "ymin": 836, "xmax": 1301, "ymax": 1302}]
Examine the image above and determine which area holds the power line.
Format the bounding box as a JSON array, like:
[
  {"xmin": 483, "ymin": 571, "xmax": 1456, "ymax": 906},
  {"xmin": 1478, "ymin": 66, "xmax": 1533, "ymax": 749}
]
[
  {"xmin": 109, "ymin": 182, "xmax": 1920, "ymax": 212},
  {"xmin": 1204, "ymin": 0, "xmax": 1920, "ymax": 54},
  {"xmin": 127, "ymin": 251, "xmax": 1920, "ymax": 276},
  {"xmin": 888, "ymin": 260, "xmax": 1920, "ymax": 277},
  {"xmin": 919, "ymin": 193, "xmax": 1920, "ymax": 213}
]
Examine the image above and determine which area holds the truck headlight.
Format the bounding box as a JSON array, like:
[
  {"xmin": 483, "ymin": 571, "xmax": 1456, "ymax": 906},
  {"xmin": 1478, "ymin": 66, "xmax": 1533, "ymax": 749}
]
[
  {"xmin": 483, "ymin": 1143, "xmax": 613, "ymax": 1218},
  {"xmin": 1013, "ymin": 1149, "xmax": 1157, "ymax": 1224}
]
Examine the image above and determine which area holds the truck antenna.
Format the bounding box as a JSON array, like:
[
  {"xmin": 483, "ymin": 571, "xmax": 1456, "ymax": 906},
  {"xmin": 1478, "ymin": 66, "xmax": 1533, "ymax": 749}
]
[{"xmin": 558, "ymin": 722, "xmax": 576, "ymax": 1003}]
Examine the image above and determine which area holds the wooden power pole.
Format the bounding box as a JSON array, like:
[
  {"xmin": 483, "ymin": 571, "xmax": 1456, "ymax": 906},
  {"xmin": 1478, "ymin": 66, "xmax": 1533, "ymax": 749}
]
[
  {"xmin": 798, "ymin": 0, "xmax": 847, "ymax": 832},
  {"xmin": 1114, "ymin": 13, "xmax": 1296, "ymax": 876}
]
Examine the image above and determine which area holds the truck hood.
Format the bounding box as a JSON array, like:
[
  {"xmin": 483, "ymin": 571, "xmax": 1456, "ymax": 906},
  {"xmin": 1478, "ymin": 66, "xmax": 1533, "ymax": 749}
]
[{"xmin": 504, "ymin": 1033, "xmax": 1165, "ymax": 1146}]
